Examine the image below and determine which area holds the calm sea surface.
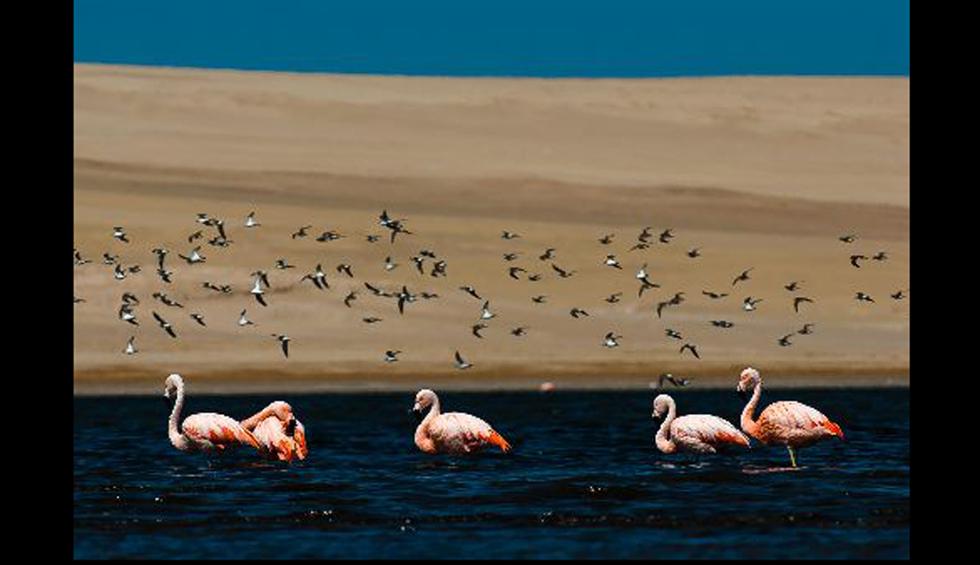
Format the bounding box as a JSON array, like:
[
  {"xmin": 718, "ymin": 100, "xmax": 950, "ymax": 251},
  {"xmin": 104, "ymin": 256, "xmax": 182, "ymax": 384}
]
[{"xmin": 74, "ymin": 388, "xmax": 909, "ymax": 559}]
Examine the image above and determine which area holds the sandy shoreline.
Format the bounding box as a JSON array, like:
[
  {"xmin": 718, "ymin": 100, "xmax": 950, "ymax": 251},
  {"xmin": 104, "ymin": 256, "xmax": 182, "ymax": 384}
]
[{"xmin": 74, "ymin": 64, "xmax": 908, "ymax": 395}]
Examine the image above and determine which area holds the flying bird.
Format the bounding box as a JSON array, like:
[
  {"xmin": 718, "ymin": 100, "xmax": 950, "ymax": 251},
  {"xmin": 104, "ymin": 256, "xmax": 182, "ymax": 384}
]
[
  {"xmin": 508, "ymin": 266, "xmax": 526, "ymax": 280},
  {"xmin": 570, "ymin": 307, "xmax": 589, "ymax": 318},
  {"xmin": 244, "ymin": 211, "xmax": 261, "ymax": 228},
  {"xmin": 250, "ymin": 278, "xmax": 268, "ymax": 307},
  {"xmin": 480, "ymin": 301, "xmax": 495, "ymax": 320},
  {"xmin": 397, "ymin": 286, "xmax": 416, "ymax": 314},
  {"xmin": 890, "ymin": 290, "xmax": 907, "ymax": 300},
  {"xmin": 527, "ymin": 273, "xmax": 542, "ymax": 282},
  {"xmin": 604, "ymin": 255, "xmax": 623, "ymax": 269},
  {"xmin": 178, "ymin": 246, "xmax": 206, "ymax": 264},
  {"xmin": 271, "ymin": 334, "xmax": 290, "ymax": 358},
  {"xmin": 702, "ymin": 291, "xmax": 728, "ymax": 299},
  {"xmin": 552, "ymin": 264, "xmax": 576, "ymax": 278},
  {"xmin": 274, "ymin": 258, "xmax": 295, "ymax": 270},
  {"xmin": 336, "ymin": 264, "xmax": 354, "ymax": 278},
  {"xmin": 531, "ymin": 295, "xmax": 547, "ymax": 304},
  {"xmin": 603, "ymin": 332, "xmax": 621, "ymax": 348},
  {"xmin": 501, "ymin": 231, "xmax": 521, "ymax": 240},
  {"xmin": 665, "ymin": 329, "xmax": 683, "ymax": 340},
  {"xmin": 291, "ymin": 225, "xmax": 312, "ymax": 239},
  {"xmin": 118, "ymin": 303, "xmax": 139, "ymax": 326},
  {"xmin": 777, "ymin": 334, "xmax": 794, "ymax": 347},
  {"xmin": 687, "ymin": 248, "xmax": 702, "ymax": 258},
  {"xmin": 710, "ymin": 320, "xmax": 734, "ymax": 328},
  {"xmin": 839, "ymin": 234, "xmax": 857, "ymax": 243},
  {"xmin": 598, "ymin": 234, "xmax": 615, "ymax": 245},
  {"xmin": 454, "ymin": 351, "xmax": 473, "ymax": 370},
  {"xmin": 123, "ymin": 336, "xmax": 137, "ymax": 355},
  {"xmin": 539, "ymin": 248, "xmax": 556, "ymax": 261},
  {"xmin": 385, "ymin": 256, "xmax": 399, "ymax": 272},
  {"xmin": 849, "ymin": 254, "xmax": 868, "ymax": 268},
  {"xmin": 187, "ymin": 230, "xmax": 204, "ymax": 243},
  {"xmin": 343, "ymin": 290, "xmax": 358, "ymax": 308},
  {"xmin": 316, "ymin": 230, "xmax": 344, "ymax": 242},
  {"xmin": 654, "ymin": 373, "xmax": 691, "ymax": 389},
  {"xmin": 743, "ymin": 297, "xmax": 763, "ymax": 311},
  {"xmin": 238, "ymin": 309, "xmax": 255, "ymax": 327},
  {"xmin": 152, "ymin": 292, "xmax": 184, "ymax": 308},
  {"xmin": 363, "ymin": 317, "xmax": 384, "ymax": 324},
  {"xmin": 384, "ymin": 350, "xmax": 401, "ymax": 363},
  {"xmin": 732, "ymin": 268, "xmax": 753, "ymax": 286},
  {"xmin": 503, "ymin": 252, "xmax": 520, "ymax": 262},
  {"xmin": 460, "ymin": 286, "xmax": 482, "ymax": 300},
  {"xmin": 510, "ymin": 326, "xmax": 528, "ymax": 337},
  {"xmin": 872, "ymin": 251, "xmax": 889, "ymax": 261},
  {"xmin": 472, "ymin": 323, "xmax": 488, "ymax": 338},
  {"xmin": 855, "ymin": 292, "xmax": 875, "ymax": 303},
  {"xmin": 659, "ymin": 229, "xmax": 675, "ymax": 244},
  {"xmin": 798, "ymin": 323, "xmax": 815, "ymax": 335},
  {"xmin": 793, "ymin": 296, "xmax": 814, "ymax": 313},
  {"xmin": 605, "ymin": 292, "xmax": 623, "ymax": 304},
  {"xmin": 152, "ymin": 311, "xmax": 177, "ymax": 338},
  {"xmin": 679, "ymin": 343, "xmax": 700, "ymax": 359},
  {"xmin": 190, "ymin": 313, "xmax": 207, "ymax": 326},
  {"xmin": 784, "ymin": 281, "xmax": 804, "ymax": 292},
  {"xmin": 112, "ymin": 226, "xmax": 129, "ymax": 243}
]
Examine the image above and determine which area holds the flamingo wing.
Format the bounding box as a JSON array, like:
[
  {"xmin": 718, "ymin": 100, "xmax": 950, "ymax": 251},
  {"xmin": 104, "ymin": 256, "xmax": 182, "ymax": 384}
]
[
  {"xmin": 672, "ymin": 415, "xmax": 750, "ymax": 450},
  {"xmin": 430, "ymin": 412, "xmax": 511, "ymax": 453},
  {"xmin": 251, "ymin": 416, "xmax": 307, "ymax": 461},
  {"xmin": 758, "ymin": 401, "xmax": 844, "ymax": 445},
  {"xmin": 182, "ymin": 413, "xmax": 261, "ymax": 451}
]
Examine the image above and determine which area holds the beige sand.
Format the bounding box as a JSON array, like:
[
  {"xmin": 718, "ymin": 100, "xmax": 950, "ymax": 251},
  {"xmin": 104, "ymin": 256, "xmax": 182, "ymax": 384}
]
[{"xmin": 73, "ymin": 64, "xmax": 909, "ymax": 394}]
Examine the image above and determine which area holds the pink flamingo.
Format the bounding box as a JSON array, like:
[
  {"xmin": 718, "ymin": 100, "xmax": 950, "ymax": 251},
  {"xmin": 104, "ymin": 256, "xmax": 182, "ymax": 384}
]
[
  {"xmin": 163, "ymin": 374, "xmax": 261, "ymax": 454},
  {"xmin": 652, "ymin": 393, "xmax": 750, "ymax": 454},
  {"xmin": 736, "ymin": 367, "xmax": 844, "ymax": 468},
  {"xmin": 412, "ymin": 389, "xmax": 512, "ymax": 455},
  {"xmin": 240, "ymin": 401, "xmax": 309, "ymax": 462}
]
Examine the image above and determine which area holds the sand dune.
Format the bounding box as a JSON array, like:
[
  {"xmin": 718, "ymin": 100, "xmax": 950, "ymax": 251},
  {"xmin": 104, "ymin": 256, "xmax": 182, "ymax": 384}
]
[{"xmin": 73, "ymin": 64, "xmax": 909, "ymax": 393}]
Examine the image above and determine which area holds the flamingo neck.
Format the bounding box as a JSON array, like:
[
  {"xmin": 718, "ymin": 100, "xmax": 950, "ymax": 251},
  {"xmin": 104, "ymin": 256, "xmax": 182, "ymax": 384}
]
[
  {"xmin": 168, "ymin": 382, "xmax": 188, "ymax": 450},
  {"xmin": 655, "ymin": 399, "xmax": 677, "ymax": 453},
  {"xmin": 414, "ymin": 396, "xmax": 441, "ymax": 452},
  {"xmin": 740, "ymin": 381, "xmax": 763, "ymax": 440}
]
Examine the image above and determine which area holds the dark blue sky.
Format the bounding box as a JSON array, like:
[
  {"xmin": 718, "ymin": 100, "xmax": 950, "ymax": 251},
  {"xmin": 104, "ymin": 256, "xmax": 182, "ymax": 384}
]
[{"xmin": 74, "ymin": 1, "xmax": 909, "ymax": 77}]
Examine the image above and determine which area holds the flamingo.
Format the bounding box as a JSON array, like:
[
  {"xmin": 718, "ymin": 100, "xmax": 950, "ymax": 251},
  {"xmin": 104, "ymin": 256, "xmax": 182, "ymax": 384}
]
[
  {"xmin": 163, "ymin": 374, "xmax": 261, "ymax": 454},
  {"xmin": 412, "ymin": 389, "xmax": 512, "ymax": 455},
  {"xmin": 652, "ymin": 394, "xmax": 750, "ymax": 454},
  {"xmin": 239, "ymin": 401, "xmax": 308, "ymax": 462},
  {"xmin": 736, "ymin": 367, "xmax": 844, "ymax": 468}
]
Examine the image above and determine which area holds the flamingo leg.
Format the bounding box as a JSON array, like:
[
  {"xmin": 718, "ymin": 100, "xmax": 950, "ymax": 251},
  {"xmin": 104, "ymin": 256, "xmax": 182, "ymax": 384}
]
[{"xmin": 787, "ymin": 446, "xmax": 798, "ymax": 468}]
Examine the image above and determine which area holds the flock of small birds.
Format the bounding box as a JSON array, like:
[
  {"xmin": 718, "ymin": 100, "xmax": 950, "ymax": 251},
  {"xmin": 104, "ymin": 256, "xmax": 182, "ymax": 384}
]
[{"xmin": 74, "ymin": 210, "xmax": 907, "ymax": 379}]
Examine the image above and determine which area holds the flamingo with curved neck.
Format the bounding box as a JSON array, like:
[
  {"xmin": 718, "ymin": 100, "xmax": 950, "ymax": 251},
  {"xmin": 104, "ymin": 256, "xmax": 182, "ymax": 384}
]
[
  {"xmin": 736, "ymin": 367, "xmax": 844, "ymax": 467},
  {"xmin": 239, "ymin": 401, "xmax": 308, "ymax": 462},
  {"xmin": 653, "ymin": 394, "xmax": 749, "ymax": 454},
  {"xmin": 164, "ymin": 373, "xmax": 261, "ymax": 454},
  {"xmin": 412, "ymin": 389, "xmax": 512, "ymax": 455}
]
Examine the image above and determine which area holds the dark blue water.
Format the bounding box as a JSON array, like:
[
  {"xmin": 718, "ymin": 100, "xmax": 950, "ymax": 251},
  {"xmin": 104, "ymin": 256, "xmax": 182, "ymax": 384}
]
[{"xmin": 74, "ymin": 389, "xmax": 909, "ymax": 559}]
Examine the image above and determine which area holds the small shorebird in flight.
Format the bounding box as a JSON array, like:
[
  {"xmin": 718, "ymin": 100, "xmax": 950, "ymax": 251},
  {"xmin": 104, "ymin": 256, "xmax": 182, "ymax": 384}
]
[
  {"xmin": 151, "ymin": 247, "xmax": 168, "ymax": 269},
  {"xmin": 397, "ymin": 286, "xmax": 416, "ymax": 314},
  {"xmin": 102, "ymin": 252, "xmax": 118, "ymax": 265},
  {"xmin": 384, "ymin": 350, "xmax": 401, "ymax": 363},
  {"xmin": 604, "ymin": 255, "xmax": 623, "ymax": 269},
  {"xmin": 501, "ymin": 231, "xmax": 521, "ymax": 240},
  {"xmin": 291, "ymin": 225, "xmax": 312, "ymax": 239},
  {"xmin": 300, "ymin": 264, "xmax": 329, "ymax": 290},
  {"xmin": 250, "ymin": 277, "xmax": 268, "ymax": 307},
  {"xmin": 336, "ymin": 263, "xmax": 354, "ymax": 278},
  {"xmin": 778, "ymin": 334, "xmax": 794, "ymax": 347},
  {"xmin": 190, "ymin": 313, "xmax": 207, "ymax": 326},
  {"xmin": 638, "ymin": 226, "xmax": 654, "ymax": 243},
  {"xmin": 873, "ymin": 251, "xmax": 889, "ymax": 261},
  {"xmin": 679, "ymin": 343, "xmax": 700, "ymax": 359},
  {"xmin": 271, "ymin": 334, "xmax": 290, "ymax": 358},
  {"xmin": 784, "ymin": 281, "xmax": 804, "ymax": 292},
  {"xmin": 527, "ymin": 273, "xmax": 542, "ymax": 281},
  {"xmin": 195, "ymin": 213, "xmax": 212, "ymax": 225},
  {"xmin": 113, "ymin": 264, "xmax": 127, "ymax": 281},
  {"xmin": 178, "ymin": 246, "xmax": 206, "ymax": 264},
  {"xmin": 890, "ymin": 290, "xmax": 907, "ymax": 300},
  {"xmin": 539, "ymin": 248, "xmax": 556, "ymax": 261},
  {"xmin": 605, "ymin": 292, "xmax": 623, "ymax": 304},
  {"xmin": 503, "ymin": 252, "xmax": 520, "ymax": 262},
  {"xmin": 654, "ymin": 373, "xmax": 691, "ymax": 389},
  {"xmin": 510, "ymin": 326, "xmax": 528, "ymax": 337},
  {"xmin": 598, "ymin": 234, "xmax": 615, "ymax": 245},
  {"xmin": 73, "ymin": 249, "xmax": 91, "ymax": 266},
  {"xmin": 702, "ymin": 290, "xmax": 728, "ymax": 299},
  {"xmin": 363, "ymin": 317, "xmax": 384, "ymax": 324},
  {"xmin": 366, "ymin": 234, "xmax": 381, "ymax": 243},
  {"xmin": 119, "ymin": 303, "xmax": 138, "ymax": 326},
  {"xmin": 849, "ymin": 254, "xmax": 868, "ymax": 268},
  {"xmin": 316, "ymin": 230, "xmax": 344, "ymax": 242},
  {"xmin": 552, "ymin": 264, "xmax": 576, "ymax": 278},
  {"xmin": 343, "ymin": 290, "xmax": 358, "ymax": 308},
  {"xmin": 122, "ymin": 292, "xmax": 140, "ymax": 305},
  {"xmin": 687, "ymin": 247, "xmax": 702, "ymax": 258},
  {"xmin": 743, "ymin": 297, "xmax": 763, "ymax": 311},
  {"xmin": 419, "ymin": 292, "xmax": 439, "ymax": 300},
  {"xmin": 659, "ymin": 229, "xmax": 675, "ymax": 244},
  {"xmin": 460, "ymin": 286, "xmax": 482, "ymax": 300},
  {"xmin": 365, "ymin": 282, "xmax": 394, "ymax": 297},
  {"xmin": 274, "ymin": 258, "xmax": 295, "ymax": 270},
  {"xmin": 531, "ymin": 295, "xmax": 547, "ymax": 304},
  {"xmin": 411, "ymin": 256, "xmax": 425, "ymax": 274},
  {"xmin": 156, "ymin": 268, "xmax": 174, "ymax": 283},
  {"xmin": 187, "ymin": 230, "xmax": 204, "ymax": 243},
  {"xmin": 152, "ymin": 311, "xmax": 177, "ymax": 338},
  {"xmin": 112, "ymin": 226, "xmax": 129, "ymax": 243},
  {"xmin": 454, "ymin": 350, "xmax": 473, "ymax": 369},
  {"xmin": 419, "ymin": 249, "xmax": 437, "ymax": 259},
  {"xmin": 480, "ymin": 301, "xmax": 495, "ymax": 320},
  {"xmin": 202, "ymin": 281, "xmax": 225, "ymax": 293},
  {"xmin": 629, "ymin": 241, "xmax": 651, "ymax": 252},
  {"xmin": 839, "ymin": 234, "xmax": 857, "ymax": 243},
  {"xmin": 431, "ymin": 260, "xmax": 448, "ymax": 278},
  {"xmin": 508, "ymin": 266, "xmax": 526, "ymax": 280},
  {"xmin": 656, "ymin": 300, "xmax": 671, "ymax": 318},
  {"xmin": 665, "ymin": 328, "xmax": 683, "ymax": 340},
  {"xmin": 793, "ymin": 296, "xmax": 814, "ymax": 313},
  {"xmin": 238, "ymin": 309, "xmax": 255, "ymax": 327},
  {"xmin": 798, "ymin": 323, "xmax": 815, "ymax": 335},
  {"xmin": 570, "ymin": 307, "xmax": 589, "ymax": 318},
  {"xmin": 710, "ymin": 320, "xmax": 734, "ymax": 328},
  {"xmin": 123, "ymin": 336, "xmax": 137, "ymax": 355},
  {"xmin": 603, "ymin": 332, "xmax": 621, "ymax": 348},
  {"xmin": 244, "ymin": 211, "xmax": 261, "ymax": 228},
  {"xmin": 855, "ymin": 292, "xmax": 875, "ymax": 303},
  {"xmin": 385, "ymin": 256, "xmax": 399, "ymax": 272},
  {"xmin": 732, "ymin": 268, "xmax": 753, "ymax": 286},
  {"xmin": 152, "ymin": 292, "xmax": 184, "ymax": 308},
  {"xmin": 472, "ymin": 323, "xmax": 488, "ymax": 338}
]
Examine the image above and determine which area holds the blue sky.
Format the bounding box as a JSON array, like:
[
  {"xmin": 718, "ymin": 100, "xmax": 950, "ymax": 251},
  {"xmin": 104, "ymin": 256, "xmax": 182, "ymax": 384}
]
[{"xmin": 74, "ymin": 1, "xmax": 909, "ymax": 77}]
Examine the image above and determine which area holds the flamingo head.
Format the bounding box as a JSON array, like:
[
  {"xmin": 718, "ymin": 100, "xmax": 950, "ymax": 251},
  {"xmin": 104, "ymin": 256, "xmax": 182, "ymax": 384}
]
[
  {"xmin": 413, "ymin": 389, "xmax": 437, "ymax": 415},
  {"xmin": 651, "ymin": 394, "xmax": 673, "ymax": 422},
  {"xmin": 736, "ymin": 367, "xmax": 761, "ymax": 397},
  {"xmin": 163, "ymin": 373, "xmax": 183, "ymax": 400},
  {"xmin": 292, "ymin": 420, "xmax": 308, "ymax": 460}
]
